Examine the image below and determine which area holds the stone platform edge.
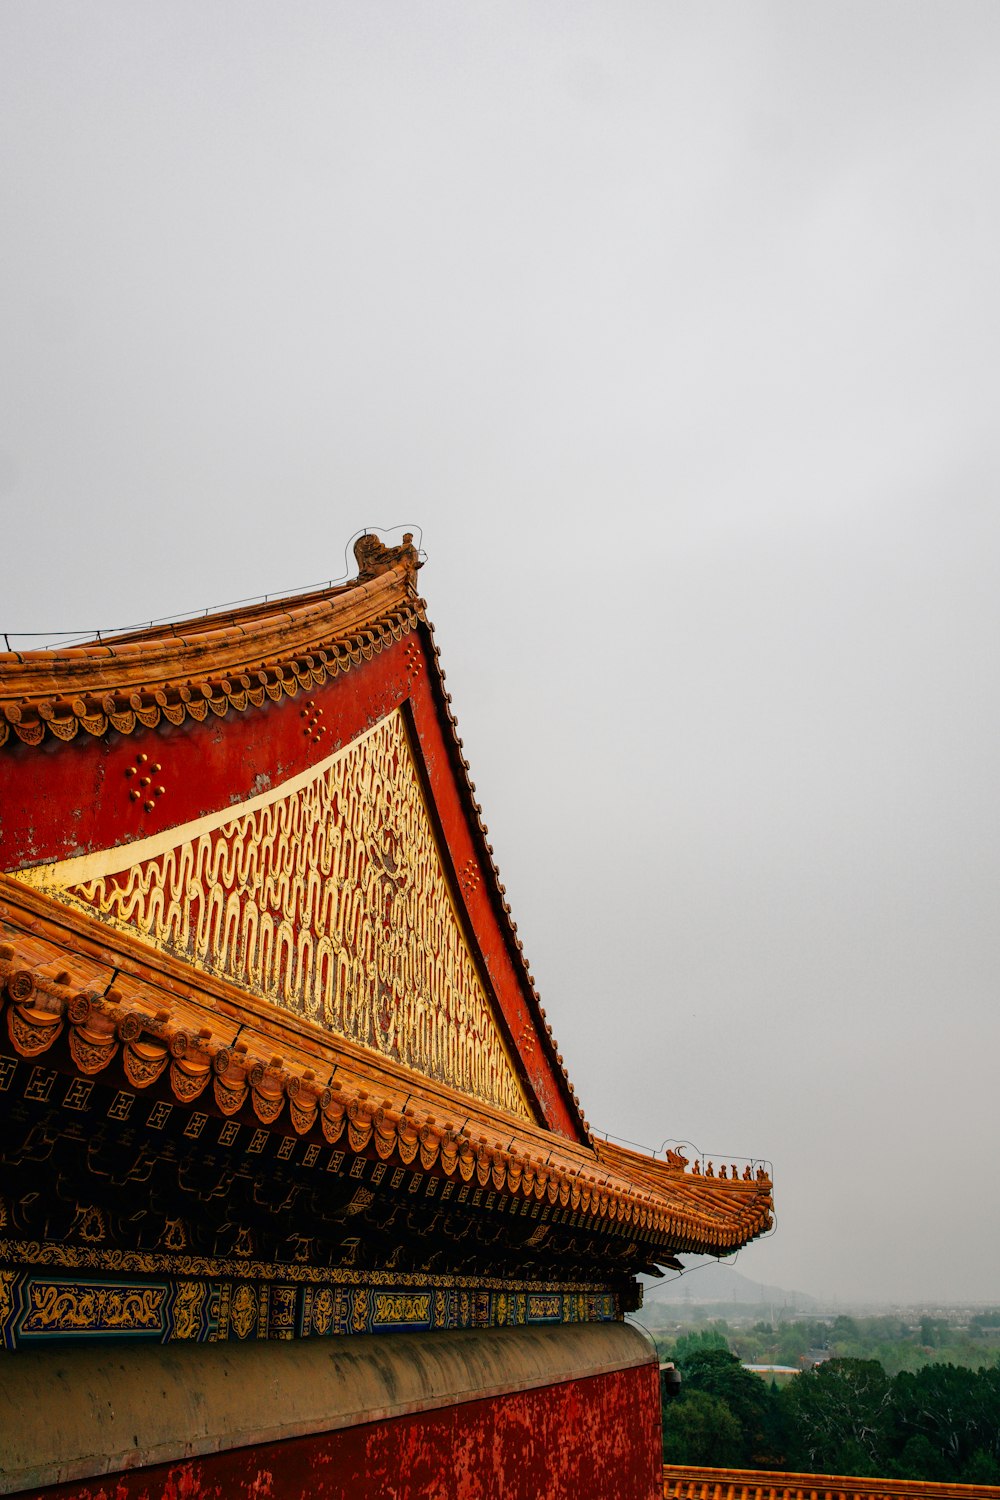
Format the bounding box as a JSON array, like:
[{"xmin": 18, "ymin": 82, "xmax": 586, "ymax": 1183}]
[{"xmin": 1, "ymin": 1321, "xmax": 656, "ymax": 1494}]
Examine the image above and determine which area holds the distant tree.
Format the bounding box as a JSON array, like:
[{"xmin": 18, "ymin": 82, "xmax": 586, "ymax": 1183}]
[
  {"xmin": 890, "ymin": 1362, "xmax": 1000, "ymax": 1478},
  {"xmin": 662, "ymin": 1391, "xmax": 742, "ymax": 1467},
  {"xmin": 962, "ymin": 1448, "xmax": 1000, "ymax": 1485},
  {"xmin": 655, "ymin": 1312, "xmax": 1000, "ymax": 1481},
  {"xmin": 775, "ymin": 1325, "xmax": 807, "ymax": 1367},
  {"xmin": 919, "ymin": 1316, "xmax": 950, "ymax": 1348},
  {"xmin": 832, "ymin": 1315, "xmax": 859, "ymax": 1341},
  {"xmin": 671, "ymin": 1326, "xmax": 731, "ymax": 1362},
  {"xmin": 892, "ymin": 1434, "xmax": 950, "ymax": 1483},
  {"xmin": 780, "ymin": 1359, "xmax": 891, "ymax": 1476},
  {"xmin": 679, "ymin": 1348, "xmax": 782, "ymax": 1466}
]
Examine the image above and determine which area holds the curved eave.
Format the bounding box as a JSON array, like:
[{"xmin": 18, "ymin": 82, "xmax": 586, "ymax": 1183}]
[
  {"xmin": 0, "ymin": 879, "xmax": 772, "ymax": 1259},
  {"xmin": 0, "ymin": 567, "xmax": 419, "ymax": 745},
  {"xmin": 596, "ymin": 1140, "xmax": 774, "ymax": 1258}
]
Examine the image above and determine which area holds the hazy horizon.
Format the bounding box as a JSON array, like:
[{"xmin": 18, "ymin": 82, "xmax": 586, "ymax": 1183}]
[{"xmin": 2, "ymin": 2, "xmax": 999, "ymax": 1305}]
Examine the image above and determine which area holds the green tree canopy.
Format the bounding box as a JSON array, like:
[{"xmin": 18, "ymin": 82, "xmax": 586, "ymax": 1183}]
[
  {"xmin": 890, "ymin": 1362, "xmax": 1000, "ymax": 1480},
  {"xmin": 659, "ymin": 1324, "xmax": 1000, "ymax": 1483},
  {"xmin": 670, "ymin": 1326, "xmax": 730, "ymax": 1362},
  {"xmin": 662, "ymin": 1390, "xmax": 743, "ymax": 1468},
  {"xmin": 677, "ymin": 1348, "xmax": 780, "ymax": 1467},
  {"xmin": 780, "ymin": 1359, "xmax": 892, "ymax": 1476}
]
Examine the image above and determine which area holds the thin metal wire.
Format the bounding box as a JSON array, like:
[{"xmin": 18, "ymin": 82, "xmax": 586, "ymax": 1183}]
[
  {"xmin": 2, "ymin": 523, "xmax": 426, "ymax": 649},
  {"xmin": 598, "ymin": 1127, "xmax": 772, "ymax": 1180},
  {"xmin": 642, "ymin": 1248, "xmax": 745, "ymax": 1297}
]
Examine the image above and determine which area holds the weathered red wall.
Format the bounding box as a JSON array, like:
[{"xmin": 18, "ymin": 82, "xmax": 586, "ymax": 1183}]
[{"xmin": 18, "ymin": 1364, "xmax": 661, "ymax": 1500}]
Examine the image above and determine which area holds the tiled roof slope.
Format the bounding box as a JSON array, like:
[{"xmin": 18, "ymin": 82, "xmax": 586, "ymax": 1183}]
[{"xmin": 0, "ymin": 560, "xmax": 420, "ymax": 746}]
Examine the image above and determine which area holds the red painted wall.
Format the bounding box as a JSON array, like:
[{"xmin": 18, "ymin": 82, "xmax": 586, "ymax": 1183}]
[{"xmin": 20, "ymin": 1364, "xmax": 661, "ymax": 1500}]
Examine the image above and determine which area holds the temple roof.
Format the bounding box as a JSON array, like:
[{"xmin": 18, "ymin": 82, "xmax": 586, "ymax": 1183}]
[{"xmin": 0, "ymin": 532, "xmax": 773, "ymax": 1267}]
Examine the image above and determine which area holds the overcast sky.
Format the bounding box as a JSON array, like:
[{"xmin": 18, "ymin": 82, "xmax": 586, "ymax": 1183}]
[{"xmin": 2, "ymin": 2, "xmax": 999, "ymax": 1306}]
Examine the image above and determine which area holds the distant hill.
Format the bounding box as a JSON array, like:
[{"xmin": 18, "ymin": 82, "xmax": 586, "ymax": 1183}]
[{"xmin": 637, "ymin": 1258, "xmax": 819, "ymax": 1317}]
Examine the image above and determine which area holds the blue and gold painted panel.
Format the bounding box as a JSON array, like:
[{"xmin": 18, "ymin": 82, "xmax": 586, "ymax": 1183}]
[{"xmin": 0, "ymin": 1265, "xmax": 618, "ymax": 1348}]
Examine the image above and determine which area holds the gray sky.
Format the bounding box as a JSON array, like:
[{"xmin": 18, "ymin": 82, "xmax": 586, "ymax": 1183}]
[{"xmin": 2, "ymin": 2, "xmax": 999, "ymax": 1305}]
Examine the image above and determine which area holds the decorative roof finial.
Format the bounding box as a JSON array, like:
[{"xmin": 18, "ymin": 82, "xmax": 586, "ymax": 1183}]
[{"xmin": 353, "ymin": 531, "xmax": 422, "ymax": 585}]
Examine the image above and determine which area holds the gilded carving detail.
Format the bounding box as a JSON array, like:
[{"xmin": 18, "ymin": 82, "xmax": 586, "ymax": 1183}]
[
  {"xmin": 169, "ymin": 1063, "xmax": 210, "ymax": 1103},
  {"xmin": 351, "ymin": 1288, "xmax": 369, "ymax": 1333},
  {"xmin": 25, "ymin": 712, "xmax": 529, "ymax": 1117},
  {"xmin": 0, "ymin": 1257, "xmax": 620, "ymax": 1346},
  {"xmin": 2, "ymin": 1239, "xmax": 434, "ymax": 1286},
  {"xmin": 123, "ymin": 1045, "xmax": 168, "ymax": 1090},
  {"xmin": 8, "ymin": 1007, "xmax": 63, "ymax": 1058},
  {"xmin": 21, "ymin": 1280, "xmax": 165, "ymax": 1335},
  {"xmin": 171, "ymin": 1281, "xmax": 205, "ymax": 1339},
  {"xmin": 345, "ymin": 1187, "xmax": 375, "ymax": 1217},
  {"xmin": 373, "ymin": 1292, "xmax": 431, "ymax": 1324},
  {"xmin": 160, "ymin": 1219, "xmax": 188, "ymax": 1252},
  {"xmin": 68, "ymin": 1206, "xmax": 107, "ymax": 1244},
  {"xmin": 68, "ymin": 1030, "xmax": 118, "ymax": 1075},
  {"xmin": 527, "ymin": 1293, "xmax": 561, "ymax": 1319},
  {"xmin": 229, "ymin": 1284, "xmax": 257, "ymax": 1339},
  {"xmin": 311, "ymin": 1287, "xmax": 336, "ymax": 1334},
  {"xmin": 251, "ymin": 1093, "xmax": 284, "ymax": 1126},
  {"xmin": 0, "ymin": 1270, "xmax": 14, "ymax": 1331}
]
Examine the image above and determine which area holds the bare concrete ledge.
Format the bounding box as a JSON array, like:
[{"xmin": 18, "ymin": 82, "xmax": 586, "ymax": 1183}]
[{"xmin": 0, "ymin": 1322, "xmax": 655, "ymax": 1495}]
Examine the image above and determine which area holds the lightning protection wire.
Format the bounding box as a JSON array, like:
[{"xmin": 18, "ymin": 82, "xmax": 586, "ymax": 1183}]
[{"xmin": 2, "ymin": 524, "xmax": 427, "ymax": 650}]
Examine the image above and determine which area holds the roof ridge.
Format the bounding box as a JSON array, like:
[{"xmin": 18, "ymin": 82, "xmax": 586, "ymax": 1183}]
[{"xmin": 0, "ymin": 567, "xmax": 419, "ymax": 748}]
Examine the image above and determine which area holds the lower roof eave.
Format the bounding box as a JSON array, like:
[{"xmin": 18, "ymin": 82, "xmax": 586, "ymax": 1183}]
[{"xmin": 0, "ymin": 877, "xmax": 773, "ymax": 1260}]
